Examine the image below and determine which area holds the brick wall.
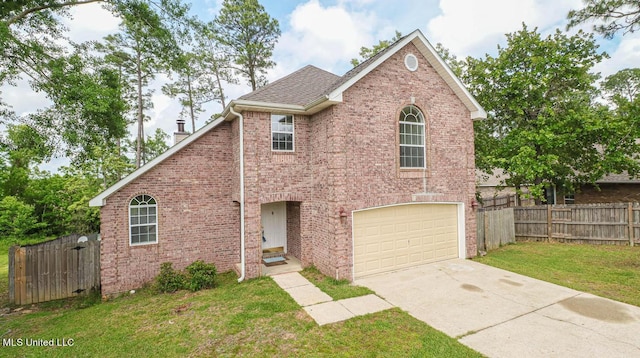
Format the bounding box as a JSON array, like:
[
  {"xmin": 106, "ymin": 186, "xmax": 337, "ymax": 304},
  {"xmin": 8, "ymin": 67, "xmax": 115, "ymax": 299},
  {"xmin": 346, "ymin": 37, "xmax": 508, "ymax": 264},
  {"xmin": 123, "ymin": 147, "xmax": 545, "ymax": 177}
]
[
  {"xmin": 576, "ymin": 183, "xmax": 640, "ymax": 204},
  {"xmin": 286, "ymin": 202, "xmax": 301, "ymax": 260},
  {"xmin": 99, "ymin": 121, "xmax": 240, "ymax": 295}
]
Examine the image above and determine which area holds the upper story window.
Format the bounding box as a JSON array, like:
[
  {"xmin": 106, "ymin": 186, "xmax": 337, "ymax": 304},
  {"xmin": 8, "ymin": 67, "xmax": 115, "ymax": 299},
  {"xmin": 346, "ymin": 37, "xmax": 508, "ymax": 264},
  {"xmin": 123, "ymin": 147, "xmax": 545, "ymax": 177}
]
[
  {"xmin": 399, "ymin": 105, "xmax": 425, "ymax": 168},
  {"xmin": 271, "ymin": 114, "xmax": 294, "ymax": 151},
  {"xmin": 129, "ymin": 194, "xmax": 158, "ymax": 245}
]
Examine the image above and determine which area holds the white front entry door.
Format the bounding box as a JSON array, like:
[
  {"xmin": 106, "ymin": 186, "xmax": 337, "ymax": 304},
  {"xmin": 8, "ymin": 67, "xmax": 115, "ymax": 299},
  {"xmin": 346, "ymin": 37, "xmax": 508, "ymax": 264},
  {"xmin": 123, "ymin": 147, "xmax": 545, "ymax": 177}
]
[{"xmin": 261, "ymin": 202, "xmax": 287, "ymax": 251}]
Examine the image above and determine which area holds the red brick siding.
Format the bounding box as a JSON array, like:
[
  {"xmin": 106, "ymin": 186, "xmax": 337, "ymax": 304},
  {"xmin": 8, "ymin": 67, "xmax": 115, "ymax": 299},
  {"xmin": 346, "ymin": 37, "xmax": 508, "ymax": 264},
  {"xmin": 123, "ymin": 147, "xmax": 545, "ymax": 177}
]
[
  {"xmin": 286, "ymin": 202, "xmax": 301, "ymax": 259},
  {"xmin": 576, "ymin": 184, "xmax": 640, "ymax": 204},
  {"xmin": 99, "ymin": 121, "xmax": 239, "ymax": 295}
]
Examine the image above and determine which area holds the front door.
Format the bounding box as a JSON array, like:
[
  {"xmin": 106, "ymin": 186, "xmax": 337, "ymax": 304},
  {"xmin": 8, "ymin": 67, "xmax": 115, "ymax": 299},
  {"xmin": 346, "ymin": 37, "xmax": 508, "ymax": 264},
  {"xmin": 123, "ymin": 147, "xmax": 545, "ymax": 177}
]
[{"xmin": 261, "ymin": 202, "xmax": 287, "ymax": 251}]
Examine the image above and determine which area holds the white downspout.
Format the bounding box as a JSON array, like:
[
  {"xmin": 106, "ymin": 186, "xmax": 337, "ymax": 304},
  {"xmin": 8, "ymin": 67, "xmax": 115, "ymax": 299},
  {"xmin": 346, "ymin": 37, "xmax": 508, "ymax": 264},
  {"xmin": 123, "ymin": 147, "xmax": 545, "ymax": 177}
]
[{"xmin": 230, "ymin": 105, "xmax": 246, "ymax": 282}]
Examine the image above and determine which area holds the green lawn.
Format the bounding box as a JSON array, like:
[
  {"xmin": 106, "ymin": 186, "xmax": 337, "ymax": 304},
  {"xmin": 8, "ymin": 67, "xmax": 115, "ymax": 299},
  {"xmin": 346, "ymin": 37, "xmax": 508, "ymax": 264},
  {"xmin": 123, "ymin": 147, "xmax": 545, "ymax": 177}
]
[
  {"xmin": 0, "ymin": 245, "xmax": 482, "ymax": 357},
  {"xmin": 475, "ymin": 241, "xmax": 640, "ymax": 307},
  {"xmin": 300, "ymin": 266, "xmax": 375, "ymax": 300}
]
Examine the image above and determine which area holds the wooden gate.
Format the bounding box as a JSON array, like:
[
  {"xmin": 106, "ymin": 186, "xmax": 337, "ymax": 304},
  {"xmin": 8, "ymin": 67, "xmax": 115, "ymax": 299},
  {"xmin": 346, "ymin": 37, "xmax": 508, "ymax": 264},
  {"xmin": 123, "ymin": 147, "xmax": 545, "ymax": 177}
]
[
  {"xmin": 477, "ymin": 208, "xmax": 516, "ymax": 252},
  {"xmin": 8, "ymin": 234, "xmax": 100, "ymax": 305}
]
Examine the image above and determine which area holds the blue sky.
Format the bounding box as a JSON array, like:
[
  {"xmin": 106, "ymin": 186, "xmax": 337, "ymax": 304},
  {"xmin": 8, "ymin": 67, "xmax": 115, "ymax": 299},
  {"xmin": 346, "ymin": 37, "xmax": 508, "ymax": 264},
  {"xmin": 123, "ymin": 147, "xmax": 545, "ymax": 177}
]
[{"xmin": 3, "ymin": 0, "xmax": 639, "ymax": 171}]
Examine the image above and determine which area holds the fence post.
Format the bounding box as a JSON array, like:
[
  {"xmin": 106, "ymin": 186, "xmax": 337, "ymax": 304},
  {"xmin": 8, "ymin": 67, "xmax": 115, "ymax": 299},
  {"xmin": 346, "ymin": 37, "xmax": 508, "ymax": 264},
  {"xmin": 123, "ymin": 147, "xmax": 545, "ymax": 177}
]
[
  {"xmin": 629, "ymin": 202, "xmax": 635, "ymax": 247},
  {"xmin": 547, "ymin": 205, "xmax": 552, "ymax": 242},
  {"xmin": 8, "ymin": 246, "xmax": 15, "ymax": 303}
]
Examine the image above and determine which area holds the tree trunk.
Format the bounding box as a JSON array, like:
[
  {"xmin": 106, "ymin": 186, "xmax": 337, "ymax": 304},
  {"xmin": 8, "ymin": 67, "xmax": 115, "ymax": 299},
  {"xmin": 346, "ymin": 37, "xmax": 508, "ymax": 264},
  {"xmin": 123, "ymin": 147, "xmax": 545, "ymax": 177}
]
[
  {"xmin": 187, "ymin": 71, "xmax": 195, "ymax": 133},
  {"xmin": 136, "ymin": 50, "xmax": 143, "ymax": 169},
  {"xmin": 534, "ymin": 177, "xmax": 544, "ymax": 205},
  {"xmin": 214, "ymin": 61, "xmax": 226, "ymax": 109}
]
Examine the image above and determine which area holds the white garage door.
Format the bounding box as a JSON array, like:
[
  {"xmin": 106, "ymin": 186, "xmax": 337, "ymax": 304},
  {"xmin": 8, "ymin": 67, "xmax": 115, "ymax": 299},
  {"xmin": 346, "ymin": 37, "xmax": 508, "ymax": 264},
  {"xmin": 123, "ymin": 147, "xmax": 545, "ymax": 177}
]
[{"xmin": 353, "ymin": 204, "xmax": 459, "ymax": 278}]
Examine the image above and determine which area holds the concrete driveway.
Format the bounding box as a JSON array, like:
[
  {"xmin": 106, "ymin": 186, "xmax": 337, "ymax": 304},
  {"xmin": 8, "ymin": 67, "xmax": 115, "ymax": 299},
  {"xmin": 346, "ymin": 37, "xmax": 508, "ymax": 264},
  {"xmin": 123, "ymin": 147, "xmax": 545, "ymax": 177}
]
[{"xmin": 355, "ymin": 259, "xmax": 640, "ymax": 358}]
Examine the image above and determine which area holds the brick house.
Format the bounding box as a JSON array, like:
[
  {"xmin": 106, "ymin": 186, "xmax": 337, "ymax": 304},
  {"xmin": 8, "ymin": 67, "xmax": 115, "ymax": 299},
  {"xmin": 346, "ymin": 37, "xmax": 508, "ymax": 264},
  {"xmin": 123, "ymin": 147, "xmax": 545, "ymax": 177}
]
[
  {"xmin": 478, "ymin": 170, "xmax": 640, "ymax": 206},
  {"xmin": 90, "ymin": 29, "xmax": 486, "ymax": 296}
]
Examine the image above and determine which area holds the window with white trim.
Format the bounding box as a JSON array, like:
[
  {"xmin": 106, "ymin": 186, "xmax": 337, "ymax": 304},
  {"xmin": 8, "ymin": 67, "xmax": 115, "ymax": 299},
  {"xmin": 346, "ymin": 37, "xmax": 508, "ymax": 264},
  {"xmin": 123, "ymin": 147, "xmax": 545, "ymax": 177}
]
[
  {"xmin": 399, "ymin": 105, "xmax": 425, "ymax": 168},
  {"xmin": 129, "ymin": 194, "xmax": 158, "ymax": 245},
  {"xmin": 271, "ymin": 114, "xmax": 294, "ymax": 151}
]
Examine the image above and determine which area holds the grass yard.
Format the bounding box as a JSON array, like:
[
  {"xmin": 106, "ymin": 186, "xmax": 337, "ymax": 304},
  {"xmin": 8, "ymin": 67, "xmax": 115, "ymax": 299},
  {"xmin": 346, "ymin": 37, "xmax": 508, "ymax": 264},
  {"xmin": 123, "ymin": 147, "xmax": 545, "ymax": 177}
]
[
  {"xmin": 0, "ymin": 244, "xmax": 482, "ymax": 358},
  {"xmin": 475, "ymin": 241, "xmax": 640, "ymax": 307},
  {"xmin": 300, "ymin": 266, "xmax": 375, "ymax": 300}
]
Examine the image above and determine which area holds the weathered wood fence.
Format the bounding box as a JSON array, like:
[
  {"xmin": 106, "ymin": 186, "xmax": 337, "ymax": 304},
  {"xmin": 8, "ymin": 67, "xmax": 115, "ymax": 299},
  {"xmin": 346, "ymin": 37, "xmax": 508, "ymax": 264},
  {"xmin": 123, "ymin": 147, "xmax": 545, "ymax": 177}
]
[
  {"xmin": 9, "ymin": 234, "xmax": 100, "ymax": 305},
  {"xmin": 481, "ymin": 194, "xmax": 535, "ymax": 210},
  {"xmin": 477, "ymin": 208, "xmax": 516, "ymax": 251},
  {"xmin": 514, "ymin": 203, "xmax": 639, "ymax": 245}
]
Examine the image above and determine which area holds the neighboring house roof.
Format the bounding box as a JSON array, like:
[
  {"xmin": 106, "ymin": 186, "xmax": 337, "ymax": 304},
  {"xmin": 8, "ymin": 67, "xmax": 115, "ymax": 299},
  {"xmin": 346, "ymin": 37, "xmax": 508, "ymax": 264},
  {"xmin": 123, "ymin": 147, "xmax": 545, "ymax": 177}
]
[
  {"xmin": 476, "ymin": 169, "xmax": 510, "ymax": 187},
  {"xmin": 90, "ymin": 28, "xmax": 486, "ymax": 207},
  {"xmin": 476, "ymin": 169, "xmax": 640, "ymax": 188},
  {"xmin": 593, "ymin": 172, "xmax": 640, "ymax": 184}
]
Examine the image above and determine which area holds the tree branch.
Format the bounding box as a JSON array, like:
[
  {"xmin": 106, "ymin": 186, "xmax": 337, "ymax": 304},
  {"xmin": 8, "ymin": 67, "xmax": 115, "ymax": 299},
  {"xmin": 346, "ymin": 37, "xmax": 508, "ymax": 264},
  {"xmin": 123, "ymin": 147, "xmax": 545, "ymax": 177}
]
[{"xmin": 7, "ymin": 0, "xmax": 105, "ymax": 26}]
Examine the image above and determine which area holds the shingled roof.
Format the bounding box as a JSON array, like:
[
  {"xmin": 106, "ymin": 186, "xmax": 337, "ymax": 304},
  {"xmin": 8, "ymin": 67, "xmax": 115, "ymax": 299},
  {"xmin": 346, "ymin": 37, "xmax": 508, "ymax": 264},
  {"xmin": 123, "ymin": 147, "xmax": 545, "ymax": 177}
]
[{"xmin": 239, "ymin": 65, "xmax": 340, "ymax": 106}]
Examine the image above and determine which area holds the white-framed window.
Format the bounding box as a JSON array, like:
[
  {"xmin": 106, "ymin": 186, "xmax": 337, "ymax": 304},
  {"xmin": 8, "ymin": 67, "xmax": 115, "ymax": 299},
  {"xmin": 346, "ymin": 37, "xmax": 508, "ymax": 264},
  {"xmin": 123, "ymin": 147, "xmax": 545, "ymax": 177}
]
[
  {"xmin": 271, "ymin": 114, "xmax": 294, "ymax": 151},
  {"xmin": 129, "ymin": 194, "xmax": 158, "ymax": 245},
  {"xmin": 564, "ymin": 194, "xmax": 575, "ymax": 204},
  {"xmin": 399, "ymin": 105, "xmax": 425, "ymax": 168}
]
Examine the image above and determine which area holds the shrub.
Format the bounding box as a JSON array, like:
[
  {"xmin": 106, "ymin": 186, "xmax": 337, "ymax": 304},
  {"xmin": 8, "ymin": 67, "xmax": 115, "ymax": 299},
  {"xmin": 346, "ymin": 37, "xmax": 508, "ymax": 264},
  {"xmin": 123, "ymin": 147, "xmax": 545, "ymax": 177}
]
[
  {"xmin": 155, "ymin": 262, "xmax": 187, "ymax": 293},
  {"xmin": 185, "ymin": 260, "xmax": 217, "ymax": 291}
]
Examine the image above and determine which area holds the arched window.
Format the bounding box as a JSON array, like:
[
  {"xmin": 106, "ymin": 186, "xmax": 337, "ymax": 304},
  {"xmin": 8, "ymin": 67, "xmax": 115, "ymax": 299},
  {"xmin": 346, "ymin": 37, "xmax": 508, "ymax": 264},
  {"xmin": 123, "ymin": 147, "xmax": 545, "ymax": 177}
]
[
  {"xmin": 399, "ymin": 105, "xmax": 425, "ymax": 168},
  {"xmin": 129, "ymin": 194, "xmax": 158, "ymax": 245}
]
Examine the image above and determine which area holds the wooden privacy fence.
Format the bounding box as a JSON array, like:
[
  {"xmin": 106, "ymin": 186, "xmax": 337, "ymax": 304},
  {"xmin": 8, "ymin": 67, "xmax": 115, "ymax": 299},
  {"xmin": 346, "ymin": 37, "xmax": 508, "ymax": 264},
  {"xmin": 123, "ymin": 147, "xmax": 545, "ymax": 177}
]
[
  {"xmin": 481, "ymin": 195, "xmax": 534, "ymax": 210},
  {"xmin": 477, "ymin": 208, "xmax": 516, "ymax": 251},
  {"xmin": 9, "ymin": 234, "xmax": 100, "ymax": 305},
  {"xmin": 514, "ymin": 203, "xmax": 640, "ymax": 245}
]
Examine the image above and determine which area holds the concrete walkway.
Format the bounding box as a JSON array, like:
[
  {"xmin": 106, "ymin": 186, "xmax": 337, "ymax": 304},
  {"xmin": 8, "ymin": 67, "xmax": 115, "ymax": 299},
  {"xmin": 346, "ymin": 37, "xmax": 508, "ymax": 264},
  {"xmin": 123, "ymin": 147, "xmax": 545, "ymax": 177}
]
[{"xmin": 271, "ymin": 272, "xmax": 393, "ymax": 326}]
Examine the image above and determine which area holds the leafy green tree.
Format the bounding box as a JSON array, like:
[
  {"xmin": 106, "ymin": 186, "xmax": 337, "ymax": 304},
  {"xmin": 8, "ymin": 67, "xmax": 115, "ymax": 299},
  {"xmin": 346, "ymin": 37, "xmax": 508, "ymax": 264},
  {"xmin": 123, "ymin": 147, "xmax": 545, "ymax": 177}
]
[
  {"xmin": 97, "ymin": 1, "xmax": 181, "ymax": 168},
  {"xmin": 163, "ymin": 21, "xmax": 237, "ymax": 132},
  {"xmin": 143, "ymin": 128, "xmax": 170, "ymax": 163},
  {"xmin": 214, "ymin": 0, "xmax": 280, "ymax": 91},
  {"xmin": 351, "ymin": 31, "xmax": 402, "ymax": 67},
  {"xmin": 465, "ymin": 25, "xmax": 612, "ymax": 204},
  {"xmin": 2, "ymin": 1, "xmax": 193, "ymax": 169},
  {"xmin": 602, "ymin": 68, "xmax": 640, "ymax": 102},
  {"xmin": 33, "ymin": 49, "xmax": 130, "ymax": 164},
  {"xmin": 0, "ymin": 124, "xmax": 52, "ymax": 198},
  {"xmin": 568, "ymin": 0, "xmax": 640, "ymax": 38},
  {"xmin": 600, "ymin": 68, "xmax": 640, "ymax": 177},
  {"xmin": 0, "ymin": 196, "xmax": 43, "ymax": 239}
]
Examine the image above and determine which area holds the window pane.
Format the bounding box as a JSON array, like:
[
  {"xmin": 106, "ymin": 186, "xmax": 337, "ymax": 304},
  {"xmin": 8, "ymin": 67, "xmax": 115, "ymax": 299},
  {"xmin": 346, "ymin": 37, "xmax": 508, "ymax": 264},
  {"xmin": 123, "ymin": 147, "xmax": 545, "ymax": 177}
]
[
  {"xmin": 131, "ymin": 217, "xmax": 139, "ymax": 225},
  {"xmin": 140, "ymin": 216, "xmax": 147, "ymax": 224},
  {"xmin": 130, "ymin": 207, "xmax": 139, "ymax": 216}
]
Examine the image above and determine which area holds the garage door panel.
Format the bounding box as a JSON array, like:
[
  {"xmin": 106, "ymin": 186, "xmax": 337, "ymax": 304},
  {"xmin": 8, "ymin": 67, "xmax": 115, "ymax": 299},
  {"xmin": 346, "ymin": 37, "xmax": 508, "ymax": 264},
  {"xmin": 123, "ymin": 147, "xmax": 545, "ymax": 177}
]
[{"xmin": 354, "ymin": 204, "xmax": 459, "ymax": 278}]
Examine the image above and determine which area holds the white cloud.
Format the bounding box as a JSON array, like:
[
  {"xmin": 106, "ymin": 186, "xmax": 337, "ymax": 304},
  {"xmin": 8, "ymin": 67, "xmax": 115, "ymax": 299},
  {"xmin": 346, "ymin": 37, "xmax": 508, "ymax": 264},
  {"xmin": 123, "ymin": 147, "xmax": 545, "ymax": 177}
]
[
  {"xmin": 274, "ymin": 0, "xmax": 378, "ymax": 75},
  {"xmin": 594, "ymin": 33, "xmax": 640, "ymax": 78},
  {"xmin": 427, "ymin": 0, "xmax": 582, "ymax": 57},
  {"xmin": 65, "ymin": 3, "xmax": 120, "ymax": 43}
]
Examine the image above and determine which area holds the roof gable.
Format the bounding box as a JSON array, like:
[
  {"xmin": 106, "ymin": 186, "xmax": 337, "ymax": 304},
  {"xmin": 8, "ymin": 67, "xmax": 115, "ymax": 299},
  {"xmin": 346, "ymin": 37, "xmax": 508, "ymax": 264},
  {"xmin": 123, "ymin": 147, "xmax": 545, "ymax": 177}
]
[
  {"xmin": 89, "ymin": 116, "xmax": 226, "ymax": 207},
  {"xmin": 326, "ymin": 29, "xmax": 486, "ymax": 120}
]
